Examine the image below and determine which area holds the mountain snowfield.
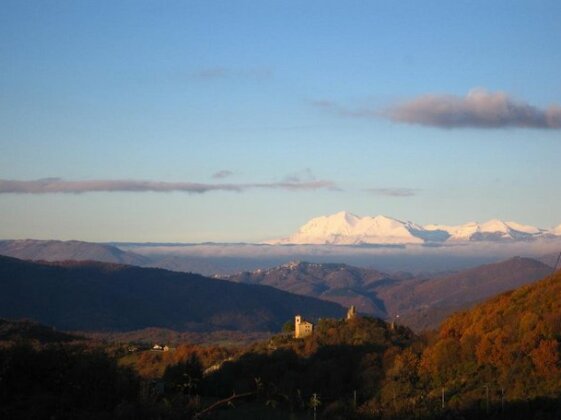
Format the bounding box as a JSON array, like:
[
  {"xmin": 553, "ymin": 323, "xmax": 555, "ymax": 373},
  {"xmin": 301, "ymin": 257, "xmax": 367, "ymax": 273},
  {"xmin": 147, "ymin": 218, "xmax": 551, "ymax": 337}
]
[
  {"xmin": 424, "ymin": 219, "xmax": 545, "ymax": 241},
  {"xmin": 267, "ymin": 211, "xmax": 561, "ymax": 245}
]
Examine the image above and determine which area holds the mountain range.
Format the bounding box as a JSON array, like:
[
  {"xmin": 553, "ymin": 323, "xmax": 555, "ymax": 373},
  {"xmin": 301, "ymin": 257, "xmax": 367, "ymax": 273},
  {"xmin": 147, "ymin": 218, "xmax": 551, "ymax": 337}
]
[
  {"xmin": 223, "ymin": 257, "xmax": 554, "ymax": 331},
  {"xmin": 2, "ymin": 231, "xmax": 559, "ymax": 278},
  {"xmin": 382, "ymin": 256, "xmax": 554, "ymax": 331},
  {"xmin": 1, "ymin": 238, "xmax": 558, "ymax": 332},
  {"xmin": 0, "ymin": 239, "xmax": 149, "ymax": 265},
  {"xmin": 267, "ymin": 211, "xmax": 561, "ymax": 245},
  {"xmin": 0, "ymin": 255, "xmax": 344, "ymax": 332},
  {"xmin": 220, "ymin": 261, "xmax": 392, "ymax": 315}
]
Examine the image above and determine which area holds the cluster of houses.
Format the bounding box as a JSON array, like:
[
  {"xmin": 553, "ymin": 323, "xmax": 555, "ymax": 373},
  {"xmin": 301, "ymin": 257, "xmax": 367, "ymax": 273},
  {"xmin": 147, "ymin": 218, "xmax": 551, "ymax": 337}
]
[
  {"xmin": 127, "ymin": 343, "xmax": 171, "ymax": 353},
  {"xmin": 152, "ymin": 344, "xmax": 170, "ymax": 352},
  {"xmin": 294, "ymin": 305, "xmax": 357, "ymax": 338}
]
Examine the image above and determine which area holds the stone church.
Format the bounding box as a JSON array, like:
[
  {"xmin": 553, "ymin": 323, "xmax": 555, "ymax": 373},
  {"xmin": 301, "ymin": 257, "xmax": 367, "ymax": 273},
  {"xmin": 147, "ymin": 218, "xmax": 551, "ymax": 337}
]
[
  {"xmin": 294, "ymin": 306, "xmax": 358, "ymax": 338},
  {"xmin": 294, "ymin": 315, "xmax": 313, "ymax": 338}
]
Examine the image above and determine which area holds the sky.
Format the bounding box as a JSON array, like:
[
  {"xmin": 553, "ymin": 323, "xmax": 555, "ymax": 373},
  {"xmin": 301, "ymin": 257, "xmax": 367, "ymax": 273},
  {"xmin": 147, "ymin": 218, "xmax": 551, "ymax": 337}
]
[{"xmin": 1, "ymin": 0, "xmax": 561, "ymax": 242}]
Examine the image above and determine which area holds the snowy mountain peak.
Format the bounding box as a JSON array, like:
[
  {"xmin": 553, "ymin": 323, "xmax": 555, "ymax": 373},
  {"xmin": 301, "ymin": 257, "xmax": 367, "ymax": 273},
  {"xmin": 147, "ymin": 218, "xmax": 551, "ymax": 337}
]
[
  {"xmin": 328, "ymin": 211, "xmax": 360, "ymax": 226},
  {"xmin": 424, "ymin": 219, "xmax": 546, "ymax": 241},
  {"xmin": 265, "ymin": 212, "xmax": 557, "ymax": 245},
  {"xmin": 267, "ymin": 211, "xmax": 425, "ymax": 245},
  {"xmin": 506, "ymin": 221, "xmax": 543, "ymax": 235}
]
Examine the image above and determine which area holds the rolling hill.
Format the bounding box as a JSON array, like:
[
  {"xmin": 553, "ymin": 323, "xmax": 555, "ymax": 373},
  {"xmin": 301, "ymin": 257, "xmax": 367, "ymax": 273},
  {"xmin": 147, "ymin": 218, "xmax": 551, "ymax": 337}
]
[
  {"xmin": 222, "ymin": 261, "xmax": 394, "ymax": 316},
  {"xmin": 0, "ymin": 256, "xmax": 344, "ymax": 332},
  {"xmin": 0, "ymin": 239, "xmax": 149, "ymax": 265},
  {"xmin": 224, "ymin": 257, "xmax": 554, "ymax": 331},
  {"xmin": 378, "ymin": 256, "xmax": 554, "ymax": 330},
  {"xmin": 420, "ymin": 268, "xmax": 561, "ymax": 401}
]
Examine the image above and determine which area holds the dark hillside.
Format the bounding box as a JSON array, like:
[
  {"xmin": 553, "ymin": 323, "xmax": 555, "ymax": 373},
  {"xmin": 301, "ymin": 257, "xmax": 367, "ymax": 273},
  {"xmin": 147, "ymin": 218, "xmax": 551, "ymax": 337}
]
[
  {"xmin": 377, "ymin": 256, "xmax": 553, "ymax": 330},
  {"xmin": 0, "ymin": 318, "xmax": 81, "ymax": 345},
  {"xmin": 0, "ymin": 256, "xmax": 344, "ymax": 332},
  {"xmin": 224, "ymin": 261, "xmax": 394, "ymax": 316}
]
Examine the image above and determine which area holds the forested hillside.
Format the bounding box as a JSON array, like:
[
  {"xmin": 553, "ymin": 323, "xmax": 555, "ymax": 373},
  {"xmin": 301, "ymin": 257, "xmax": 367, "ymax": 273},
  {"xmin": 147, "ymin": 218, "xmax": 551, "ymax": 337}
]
[
  {"xmin": 420, "ymin": 269, "xmax": 561, "ymax": 402},
  {"xmin": 0, "ymin": 256, "xmax": 344, "ymax": 332}
]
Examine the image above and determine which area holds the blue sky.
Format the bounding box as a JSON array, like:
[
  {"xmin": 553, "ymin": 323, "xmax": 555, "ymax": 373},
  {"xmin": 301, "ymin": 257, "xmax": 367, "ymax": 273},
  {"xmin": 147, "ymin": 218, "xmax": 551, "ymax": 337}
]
[{"xmin": 1, "ymin": 1, "xmax": 561, "ymax": 242}]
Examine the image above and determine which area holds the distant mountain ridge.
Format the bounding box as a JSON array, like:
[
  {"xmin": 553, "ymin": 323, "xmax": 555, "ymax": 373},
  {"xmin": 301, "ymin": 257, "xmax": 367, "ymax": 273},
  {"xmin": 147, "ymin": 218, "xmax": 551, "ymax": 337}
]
[
  {"xmin": 221, "ymin": 261, "xmax": 393, "ymax": 316},
  {"xmin": 224, "ymin": 257, "xmax": 553, "ymax": 331},
  {"xmin": 0, "ymin": 239, "xmax": 149, "ymax": 265},
  {"xmin": 0, "ymin": 255, "xmax": 344, "ymax": 332},
  {"xmin": 384, "ymin": 256, "xmax": 554, "ymax": 331},
  {"xmin": 1, "ymin": 238, "xmax": 557, "ymax": 332},
  {"xmin": 267, "ymin": 211, "xmax": 560, "ymax": 245},
  {"xmin": 2, "ymin": 236, "xmax": 559, "ymax": 279}
]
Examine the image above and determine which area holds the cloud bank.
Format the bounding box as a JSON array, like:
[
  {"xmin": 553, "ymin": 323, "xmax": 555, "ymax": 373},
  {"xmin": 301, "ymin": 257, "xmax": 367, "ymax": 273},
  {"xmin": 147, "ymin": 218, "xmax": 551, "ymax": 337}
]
[
  {"xmin": 315, "ymin": 89, "xmax": 561, "ymax": 129},
  {"xmin": 387, "ymin": 89, "xmax": 561, "ymax": 129},
  {"xmin": 121, "ymin": 238, "xmax": 561, "ymax": 274},
  {"xmin": 0, "ymin": 178, "xmax": 338, "ymax": 194},
  {"xmin": 365, "ymin": 188, "xmax": 418, "ymax": 197}
]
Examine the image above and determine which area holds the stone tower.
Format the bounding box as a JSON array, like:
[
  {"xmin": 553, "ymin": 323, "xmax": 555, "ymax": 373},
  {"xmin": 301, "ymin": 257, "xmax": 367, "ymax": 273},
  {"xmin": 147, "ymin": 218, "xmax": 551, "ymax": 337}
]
[{"xmin": 346, "ymin": 305, "xmax": 357, "ymax": 320}]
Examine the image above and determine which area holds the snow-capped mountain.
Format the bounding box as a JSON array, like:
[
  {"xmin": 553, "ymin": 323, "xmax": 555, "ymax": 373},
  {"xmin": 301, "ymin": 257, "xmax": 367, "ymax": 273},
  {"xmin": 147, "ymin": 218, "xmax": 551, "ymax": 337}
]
[
  {"xmin": 267, "ymin": 211, "xmax": 559, "ymax": 245},
  {"xmin": 424, "ymin": 219, "xmax": 546, "ymax": 241},
  {"xmin": 268, "ymin": 211, "xmax": 425, "ymax": 245}
]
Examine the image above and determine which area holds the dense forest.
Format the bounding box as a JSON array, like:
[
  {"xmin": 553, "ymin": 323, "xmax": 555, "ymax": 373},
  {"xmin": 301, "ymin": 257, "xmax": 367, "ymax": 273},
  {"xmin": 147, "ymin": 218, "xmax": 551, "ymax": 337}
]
[{"xmin": 2, "ymin": 270, "xmax": 561, "ymax": 418}]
